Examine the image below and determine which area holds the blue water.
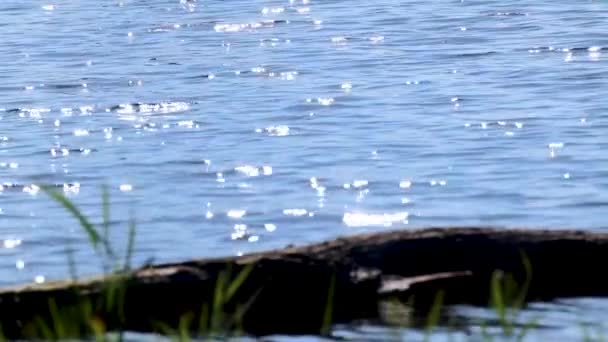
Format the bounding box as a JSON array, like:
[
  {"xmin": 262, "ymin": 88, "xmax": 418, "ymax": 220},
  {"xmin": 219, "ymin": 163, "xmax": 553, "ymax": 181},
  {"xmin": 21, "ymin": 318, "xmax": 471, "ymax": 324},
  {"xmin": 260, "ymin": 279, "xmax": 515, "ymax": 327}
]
[{"xmin": 1, "ymin": 0, "xmax": 608, "ymax": 339}]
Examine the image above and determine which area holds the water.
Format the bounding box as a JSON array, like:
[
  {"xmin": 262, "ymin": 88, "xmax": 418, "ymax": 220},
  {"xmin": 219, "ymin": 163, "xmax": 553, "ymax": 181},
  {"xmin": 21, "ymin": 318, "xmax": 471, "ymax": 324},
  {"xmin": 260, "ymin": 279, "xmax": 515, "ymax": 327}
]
[{"xmin": 1, "ymin": 0, "xmax": 608, "ymax": 339}]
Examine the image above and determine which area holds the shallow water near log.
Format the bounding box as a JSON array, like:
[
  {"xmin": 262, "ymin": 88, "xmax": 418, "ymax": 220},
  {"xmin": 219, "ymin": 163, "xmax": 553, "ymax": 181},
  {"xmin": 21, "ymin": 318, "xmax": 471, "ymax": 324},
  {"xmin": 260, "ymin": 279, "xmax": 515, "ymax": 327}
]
[{"xmin": 1, "ymin": 0, "xmax": 608, "ymax": 339}]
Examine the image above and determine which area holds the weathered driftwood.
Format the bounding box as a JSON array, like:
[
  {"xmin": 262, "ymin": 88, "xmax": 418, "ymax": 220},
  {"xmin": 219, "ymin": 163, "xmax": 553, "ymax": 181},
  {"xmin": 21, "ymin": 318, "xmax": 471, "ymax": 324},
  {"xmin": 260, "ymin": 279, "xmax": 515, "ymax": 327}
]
[{"xmin": 2, "ymin": 227, "xmax": 608, "ymax": 337}]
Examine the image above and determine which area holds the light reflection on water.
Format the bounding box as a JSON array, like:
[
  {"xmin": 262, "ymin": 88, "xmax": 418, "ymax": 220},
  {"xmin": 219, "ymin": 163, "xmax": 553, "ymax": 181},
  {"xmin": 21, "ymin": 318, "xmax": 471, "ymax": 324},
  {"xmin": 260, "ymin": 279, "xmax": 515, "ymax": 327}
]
[{"xmin": 1, "ymin": 0, "xmax": 608, "ymax": 339}]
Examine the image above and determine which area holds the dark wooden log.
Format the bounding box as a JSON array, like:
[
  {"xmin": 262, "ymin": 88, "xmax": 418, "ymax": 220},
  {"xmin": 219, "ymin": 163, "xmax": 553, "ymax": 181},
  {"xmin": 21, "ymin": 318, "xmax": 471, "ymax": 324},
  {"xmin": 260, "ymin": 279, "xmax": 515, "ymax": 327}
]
[{"xmin": 1, "ymin": 227, "xmax": 608, "ymax": 338}]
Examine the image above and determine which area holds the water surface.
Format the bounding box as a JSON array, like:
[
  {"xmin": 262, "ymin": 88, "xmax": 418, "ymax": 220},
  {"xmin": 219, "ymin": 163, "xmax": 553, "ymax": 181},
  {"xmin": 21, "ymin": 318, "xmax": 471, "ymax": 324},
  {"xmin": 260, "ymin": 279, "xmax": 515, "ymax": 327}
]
[{"xmin": 1, "ymin": 0, "xmax": 608, "ymax": 339}]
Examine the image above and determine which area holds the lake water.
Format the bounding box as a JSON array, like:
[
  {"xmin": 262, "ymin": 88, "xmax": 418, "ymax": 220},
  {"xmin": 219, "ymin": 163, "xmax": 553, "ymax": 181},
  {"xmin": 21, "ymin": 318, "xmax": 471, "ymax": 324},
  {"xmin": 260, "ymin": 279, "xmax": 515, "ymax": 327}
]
[{"xmin": 1, "ymin": 0, "xmax": 608, "ymax": 339}]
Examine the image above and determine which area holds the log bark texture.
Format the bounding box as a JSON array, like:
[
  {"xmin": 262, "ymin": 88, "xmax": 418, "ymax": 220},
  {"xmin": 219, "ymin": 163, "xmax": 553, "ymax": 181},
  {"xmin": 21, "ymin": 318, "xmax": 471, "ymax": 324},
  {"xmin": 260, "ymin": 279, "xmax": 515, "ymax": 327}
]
[{"xmin": 1, "ymin": 227, "xmax": 608, "ymax": 337}]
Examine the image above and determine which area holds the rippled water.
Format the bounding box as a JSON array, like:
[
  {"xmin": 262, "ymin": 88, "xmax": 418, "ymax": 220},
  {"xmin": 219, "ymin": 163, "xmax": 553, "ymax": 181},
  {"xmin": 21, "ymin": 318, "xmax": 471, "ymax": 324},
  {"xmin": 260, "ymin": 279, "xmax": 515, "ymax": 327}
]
[{"xmin": 2, "ymin": 0, "xmax": 608, "ymax": 339}]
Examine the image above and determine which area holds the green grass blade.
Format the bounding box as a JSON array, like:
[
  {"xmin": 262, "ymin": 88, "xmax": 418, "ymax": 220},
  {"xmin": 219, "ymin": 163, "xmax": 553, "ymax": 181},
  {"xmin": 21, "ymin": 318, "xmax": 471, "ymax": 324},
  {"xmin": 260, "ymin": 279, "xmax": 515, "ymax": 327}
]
[
  {"xmin": 33, "ymin": 316, "xmax": 55, "ymax": 340},
  {"xmin": 48, "ymin": 299, "xmax": 66, "ymax": 339},
  {"xmin": 124, "ymin": 212, "xmax": 137, "ymax": 272},
  {"xmin": 211, "ymin": 270, "xmax": 227, "ymax": 331},
  {"xmin": 424, "ymin": 290, "xmax": 445, "ymax": 340},
  {"xmin": 90, "ymin": 318, "xmax": 107, "ymax": 342},
  {"xmin": 178, "ymin": 312, "xmax": 194, "ymax": 342},
  {"xmin": 104, "ymin": 279, "xmax": 118, "ymax": 315},
  {"xmin": 226, "ymin": 287, "xmax": 262, "ymax": 336},
  {"xmin": 198, "ymin": 303, "xmax": 209, "ymax": 336},
  {"xmin": 224, "ymin": 265, "xmax": 253, "ymax": 303},
  {"xmin": 65, "ymin": 240, "xmax": 78, "ymax": 282},
  {"xmin": 42, "ymin": 186, "xmax": 101, "ymax": 248},
  {"xmin": 515, "ymin": 251, "xmax": 532, "ymax": 310},
  {"xmin": 321, "ymin": 273, "xmax": 336, "ymax": 335},
  {"xmin": 490, "ymin": 271, "xmax": 510, "ymax": 335},
  {"xmin": 100, "ymin": 185, "xmax": 117, "ymax": 269},
  {"xmin": 102, "ymin": 185, "xmax": 110, "ymax": 249}
]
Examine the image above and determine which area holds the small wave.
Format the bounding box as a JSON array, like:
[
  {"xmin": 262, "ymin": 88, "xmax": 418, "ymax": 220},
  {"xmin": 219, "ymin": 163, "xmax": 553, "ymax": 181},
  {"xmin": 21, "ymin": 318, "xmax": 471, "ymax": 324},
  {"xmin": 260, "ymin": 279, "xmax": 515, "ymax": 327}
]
[
  {"xmin": 148, "ymin": 23, "xmax": 183, "ymax": 33},
  {"xmin": 342, "ymin": 212, "xmax": 409, "ymax": 227},
  {"xmin": 328, "ymin": 35, "xmax": 388, "ymax": 45},
  {"xmin": 260, "ymin": 38, "xmax": 291, "ymax": 47},
  {"xmin": 214, "ymin": 20, "xmax": 289, "ymax": 33},
  {"xmin": 305, "ymin": 97, "xmax": 334, "ymax": 106},
  {"xmin": 283, "ymin": 208, "xmax": 309, "ymax": 217},
  {"xmin": 451, "ymin": 51, "xmax": 498, "ymax": 58},
  {"xmin": 109, "ymin": 102, "xmax": 191, "ymax": 115},
  {"xmin": 186, "ymin": 67, "xmax": 298, "ymax": 80},
  {"xmin": 0, "ymin": 183, "xmax": 81, "ymax": 193},
  {"xmin": 256, "ymin": 125, "xmax": 290, "ymax": 136},
  {"xmin": 247, "ymin": 67, "xmax": 299, "ymax": 80},
  {"xmin": 528, "ymin": 46, "xmax": 603, "ymax": 54},
  {"xmin": 528, "ymin": 46, "xmax": 571, "ymax": 54},
  {"xmin": 49, "ymin": 146, "xmax": 95, "ymax": 157},
  {"xmin": 46, "ymin": 83, "xmax": 89, "ymax": 90},
  {"xmin": 0, "ymin": 162, "xmax": 18, "ymax": 169},
  {"xmin": 261, "ymin": 7, "xmax": 285, "ymax": 15},
  {"xmin": 4, "ymin": 108, "xmax": 51, "ymax": 118},
  {"xmin": 234, "ymin": 165, "xmax": 273, "ymax": 177},
  {"xmin": 331, "ymin": 36, "xmax": 349, "ymax": 44},
  {"xmin": 343, "ymin": 180, "xmax": 369, "ymax": 189},
  {"xmin": 486, "ymin": 11, "xmax": 528, "ymax": 17}
]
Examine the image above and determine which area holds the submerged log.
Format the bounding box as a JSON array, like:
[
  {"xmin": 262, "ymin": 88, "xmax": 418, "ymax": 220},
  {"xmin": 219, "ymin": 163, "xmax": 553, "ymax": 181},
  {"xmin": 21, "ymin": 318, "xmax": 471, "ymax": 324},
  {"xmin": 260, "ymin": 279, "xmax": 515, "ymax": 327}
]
[{"xmin": 1, "ymin": 227, "xmax": 608, "ymax": 337}]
